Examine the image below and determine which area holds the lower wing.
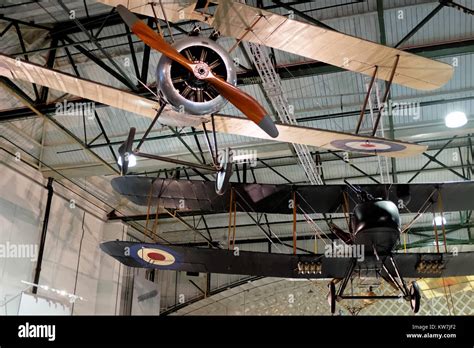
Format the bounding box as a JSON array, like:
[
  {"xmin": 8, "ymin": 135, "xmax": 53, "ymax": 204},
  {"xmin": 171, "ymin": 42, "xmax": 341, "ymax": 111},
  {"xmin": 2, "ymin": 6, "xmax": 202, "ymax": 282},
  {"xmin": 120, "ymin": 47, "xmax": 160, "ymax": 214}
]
[
  {"xmin": 101, "ymin": 241, "xmax": 474, "ymax": 279},
  {"xmin": 0, "ymin": 53, "xmax": 425, "ymax": 157}
]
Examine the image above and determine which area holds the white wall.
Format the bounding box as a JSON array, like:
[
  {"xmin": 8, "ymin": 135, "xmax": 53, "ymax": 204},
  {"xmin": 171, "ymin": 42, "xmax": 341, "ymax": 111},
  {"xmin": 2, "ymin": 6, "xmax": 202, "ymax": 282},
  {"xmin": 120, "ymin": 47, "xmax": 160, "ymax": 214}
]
[
  {"xmin": 0, "ymin": 152, "xmax": 126, "ymax": 315},
  {"xmin": 0, "ymin": 155, "xmax": 45, "ymax": 314}
]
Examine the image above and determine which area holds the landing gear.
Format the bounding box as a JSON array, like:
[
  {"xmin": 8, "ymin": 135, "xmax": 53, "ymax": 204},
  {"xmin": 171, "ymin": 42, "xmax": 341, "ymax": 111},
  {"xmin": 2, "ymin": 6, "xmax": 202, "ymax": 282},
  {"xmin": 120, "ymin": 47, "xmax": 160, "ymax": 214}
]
[
  {"xmin": 327, "ymin": 254, "xmax": 423, "ymax": 314},
  {"xmin": 327, "ymin": 282, "xmax": 336, "ymax": 314},
  {"xmin": 215, "ymin": 148, "xmax": 233, "ymax": 195},
  {"xmin": 409, "ymin": 281, "xmax": 421, "ymax": 313},
  {"xmin": 118, "ymin": 111, "xmax": 235, "ymax": 195}
]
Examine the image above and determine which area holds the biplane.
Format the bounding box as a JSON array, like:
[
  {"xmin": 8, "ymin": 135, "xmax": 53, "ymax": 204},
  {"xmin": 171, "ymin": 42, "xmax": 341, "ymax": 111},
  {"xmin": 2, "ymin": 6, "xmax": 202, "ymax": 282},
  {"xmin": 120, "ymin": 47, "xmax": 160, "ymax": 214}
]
[
  {"xmin": 0, "ymin": 0, "xmax": 466, "ymax": 314},
  {"xmin": 102, "ymin": 177, "xmax": 474, "ymax": 314},
  {"xmin": 0, "ymin": 0, "xmax": 454, "ymax": 184}
]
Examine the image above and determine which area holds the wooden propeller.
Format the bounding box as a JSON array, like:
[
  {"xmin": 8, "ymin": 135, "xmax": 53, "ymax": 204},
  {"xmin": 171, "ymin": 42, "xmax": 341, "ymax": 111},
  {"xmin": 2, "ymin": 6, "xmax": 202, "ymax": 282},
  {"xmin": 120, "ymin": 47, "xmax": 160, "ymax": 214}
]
[{"xmin": 117, "ymin": 5, "xmax": 278, "ymax": 138}]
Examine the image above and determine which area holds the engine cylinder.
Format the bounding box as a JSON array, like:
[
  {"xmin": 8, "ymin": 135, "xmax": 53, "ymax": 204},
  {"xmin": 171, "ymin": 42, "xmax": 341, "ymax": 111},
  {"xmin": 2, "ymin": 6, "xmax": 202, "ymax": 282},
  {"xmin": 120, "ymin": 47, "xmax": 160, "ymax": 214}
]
[{"xmin": 156, "ymin": 37, "xmax": 237, "ymax": 115}]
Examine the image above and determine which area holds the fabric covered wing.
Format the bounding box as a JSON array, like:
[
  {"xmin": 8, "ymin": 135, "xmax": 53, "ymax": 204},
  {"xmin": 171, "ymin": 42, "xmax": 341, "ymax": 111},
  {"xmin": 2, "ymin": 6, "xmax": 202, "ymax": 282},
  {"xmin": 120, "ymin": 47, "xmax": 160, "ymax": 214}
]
[
  {"xmin": 0, "ymin": 53, "xmax": 160, "ymax": 118},
  {"xmin": 0, "ymin": 54, "xmax": 424, "ymax": 154},
  {"xmin": 203, "ymin": 115, "xmax": 427, "ymax": 158},
  {"xmin": 393, "ymin": 252, "xmax": 474, "ymax": 278},
  {"xmin": 111, "ymin": 177, "xmax": 474, "ymax": 214},
  {"xmin": 95, "ymin": 0, "xmax": 453, "ymax": 90},
  {"xmin": 101, "ymin": 241, "xmax": 474, "ymax": 279},
  {"xmin": 100, "ymin": 241, "xmax": 351, "ymax": 278},
  {"xmin": 96, "ymin": 0, "xmax": 202, "ymax": 22},
  {"xmin": 209, "ymin": 1, "xmax": 453, "ymax": 90}
]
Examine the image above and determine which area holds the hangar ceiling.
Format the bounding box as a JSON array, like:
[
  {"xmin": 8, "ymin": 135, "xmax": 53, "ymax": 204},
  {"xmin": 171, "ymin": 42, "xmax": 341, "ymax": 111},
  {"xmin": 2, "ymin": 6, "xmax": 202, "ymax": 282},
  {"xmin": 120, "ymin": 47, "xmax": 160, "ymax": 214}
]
[{"xmin": 0, "ymin": 0, "xmax": 473, "ymax": 315}]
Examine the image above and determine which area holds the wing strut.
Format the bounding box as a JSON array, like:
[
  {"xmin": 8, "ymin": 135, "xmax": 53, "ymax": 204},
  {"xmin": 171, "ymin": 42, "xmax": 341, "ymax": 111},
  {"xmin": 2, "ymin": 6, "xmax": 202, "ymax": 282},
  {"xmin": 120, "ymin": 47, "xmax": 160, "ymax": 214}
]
[
  {"xmin": 355, "ymin": 66, "xmax": 378, "ymax": 134},
  {"xmin": 371, "ymin": 55, "xmax": 400, "ymax": 136}
]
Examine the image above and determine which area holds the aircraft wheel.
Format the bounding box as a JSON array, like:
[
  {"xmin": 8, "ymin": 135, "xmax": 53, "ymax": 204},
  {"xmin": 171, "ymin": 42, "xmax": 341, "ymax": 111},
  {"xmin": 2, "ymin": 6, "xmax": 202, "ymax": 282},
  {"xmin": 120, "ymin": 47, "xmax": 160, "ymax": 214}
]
[
  {"xmin": 118, "ymin": 127, "xmax": 136, "ymax": 175},
  {"xmin": 409, "ymin": 281, "xmax": 421, "ymax": 313},
  {"xmin": 327, "ymin": 282, "xmax": 336, "ymax": 314},
  {"xmin": 215, "ymin": 148, "xmax": 233, "ymax": 195}
]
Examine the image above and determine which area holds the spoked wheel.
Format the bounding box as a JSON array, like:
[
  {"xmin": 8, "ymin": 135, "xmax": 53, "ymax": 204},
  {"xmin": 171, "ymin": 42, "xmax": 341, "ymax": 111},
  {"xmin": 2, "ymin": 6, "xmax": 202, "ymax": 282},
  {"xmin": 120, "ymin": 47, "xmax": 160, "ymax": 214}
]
[
  {"xmin": 327, "ymin": 282, "xmax": 336, "ymax": 314},
  {"xmin": 215, "ymin": 148, "xmax": 233, "ymax": 195},
  {"xmin": 409, "ymin": 281, "xmax": 421, "ymax": 313}
]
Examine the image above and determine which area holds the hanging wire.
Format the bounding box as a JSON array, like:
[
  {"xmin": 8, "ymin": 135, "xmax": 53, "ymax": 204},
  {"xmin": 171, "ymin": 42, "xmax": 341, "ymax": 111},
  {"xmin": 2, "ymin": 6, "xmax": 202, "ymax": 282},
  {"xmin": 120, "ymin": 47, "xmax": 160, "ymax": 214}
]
[
  {"xmin": 401, "ymin": 188, "xmax": 438, "ymax": 234},
  {"xmin": 232, "ymin": 189, "xmax": 284, "ymax": 253}
]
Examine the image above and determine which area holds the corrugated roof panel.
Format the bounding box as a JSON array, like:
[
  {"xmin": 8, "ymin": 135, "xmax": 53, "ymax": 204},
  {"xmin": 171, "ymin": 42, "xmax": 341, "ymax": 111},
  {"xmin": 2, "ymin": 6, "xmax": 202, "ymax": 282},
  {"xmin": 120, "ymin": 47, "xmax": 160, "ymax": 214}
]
[{"xmin": 384, "ymin": 2, "xmax": 474, "ymax": 48}]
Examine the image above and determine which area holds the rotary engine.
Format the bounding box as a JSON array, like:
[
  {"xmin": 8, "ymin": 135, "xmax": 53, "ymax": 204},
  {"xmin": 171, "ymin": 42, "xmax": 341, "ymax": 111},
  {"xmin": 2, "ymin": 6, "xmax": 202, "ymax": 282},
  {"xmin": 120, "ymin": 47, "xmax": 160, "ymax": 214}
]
[{"xmin": 156, "ymin": 36, "xmax": 237, "ymax": 115}]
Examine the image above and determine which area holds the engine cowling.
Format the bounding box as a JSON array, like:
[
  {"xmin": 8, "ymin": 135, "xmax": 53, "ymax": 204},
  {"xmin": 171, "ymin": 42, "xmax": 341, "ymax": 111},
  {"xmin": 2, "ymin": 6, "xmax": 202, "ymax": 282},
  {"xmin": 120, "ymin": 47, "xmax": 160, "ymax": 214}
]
[{"xmin": 156, "ymin": 36, "xmax": 237, "ymax": 115}]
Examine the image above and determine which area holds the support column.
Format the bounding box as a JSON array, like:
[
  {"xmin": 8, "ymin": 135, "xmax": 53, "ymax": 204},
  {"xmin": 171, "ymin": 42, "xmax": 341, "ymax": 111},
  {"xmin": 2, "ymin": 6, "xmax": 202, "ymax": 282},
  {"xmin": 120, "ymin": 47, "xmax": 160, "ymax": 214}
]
[{"xmin": 32, "ymin": 177, "xmax": 54, "ymax": 294}]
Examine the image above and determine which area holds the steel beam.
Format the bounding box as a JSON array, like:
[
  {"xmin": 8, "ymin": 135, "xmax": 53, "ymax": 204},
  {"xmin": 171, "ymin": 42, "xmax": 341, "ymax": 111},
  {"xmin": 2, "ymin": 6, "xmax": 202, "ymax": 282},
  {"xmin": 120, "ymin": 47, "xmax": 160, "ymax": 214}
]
[
  {"xmin": 13, "ymin": 22, "xmax": 40, "ymax": 101},
  {"xmin": 140, "ymin": 18, "xmax": 154, "ymax": 84},
  {"xmin": 0, "ymin": 15, "xmax": 51, "ymax": 30},
  {"xmin": 395, "ymin": 2, "xmax": 445, "ymax": 48},
  {"xmin": 328, "ymin": 150, "xmax": 381, "ymax": 184},
  {"xmin": 39, "ymin": 38, "xmax": 59, "ymax": 104},
  {"xmin": 259, "ymin": 159, "xmax": 293, "ymax": 183},
  {"xmin": 408, "ymin": 136, "xmax": 457, "ymax": 183},
  {"xmin": 271, "ymin": 0, "xmax": 338, "ymax": 31},
  {"xmin": 422, "ymin": 152, "xmax": 470, "ymax": 180},
  {"xmin": 0, "ymin": 77, "xmax": 119, "ymax": 174},
  {"xmin": 57, "ymin": 0, "xmax": 137, "ymax": 91},
  {"xmin": 124, "ymin": 24, "xmax": 140, "ymax": 78},
  {"xmin": 61, "ymin": 36, "xmax": 137, "ymax": 90},
  {"xmin": 32, "ymin": 177, "xmax": 54, "ymax": 294}
]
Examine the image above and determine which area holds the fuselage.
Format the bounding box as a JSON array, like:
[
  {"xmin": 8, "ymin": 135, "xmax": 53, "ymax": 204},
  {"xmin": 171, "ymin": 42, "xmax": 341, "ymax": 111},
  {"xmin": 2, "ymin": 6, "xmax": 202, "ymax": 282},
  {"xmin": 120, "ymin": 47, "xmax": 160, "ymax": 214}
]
[{"xmin": 351, "ymin": 200, "xmax": 401, "ymax": 255}]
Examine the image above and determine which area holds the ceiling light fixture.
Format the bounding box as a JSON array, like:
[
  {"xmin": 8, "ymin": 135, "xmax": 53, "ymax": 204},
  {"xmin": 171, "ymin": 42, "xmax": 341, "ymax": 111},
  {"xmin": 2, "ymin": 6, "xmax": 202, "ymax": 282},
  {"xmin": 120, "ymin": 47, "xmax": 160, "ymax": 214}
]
[
  {"xmin": 433, "ymin": 216, "xmax": 446, "ymax": 226},
  {"xmin": 445, "ymin": 111, "xmax": 467, "ymax": 128},
  {"xmin": 117, "ymin": 153, "xmax": 137, "ymax": 168}
]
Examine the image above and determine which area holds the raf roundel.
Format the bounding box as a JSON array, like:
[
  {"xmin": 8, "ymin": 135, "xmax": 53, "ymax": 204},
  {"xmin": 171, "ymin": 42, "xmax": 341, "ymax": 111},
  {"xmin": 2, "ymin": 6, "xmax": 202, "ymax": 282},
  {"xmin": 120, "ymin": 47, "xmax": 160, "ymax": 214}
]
[
  {"xmin": 136, "ymin": 247, "xmax": 176, "ymax": 266},
  {"xmin": 330, "ymin": 139, "xmax": 407, "ymax": 153}
]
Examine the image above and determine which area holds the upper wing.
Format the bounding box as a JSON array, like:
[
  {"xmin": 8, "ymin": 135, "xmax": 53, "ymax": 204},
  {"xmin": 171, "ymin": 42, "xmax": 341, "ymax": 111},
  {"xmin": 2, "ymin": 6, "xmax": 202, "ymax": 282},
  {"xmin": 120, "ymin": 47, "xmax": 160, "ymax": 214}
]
[
  {"xmin": 101, "ymin": 241, "xmax": 474, "ymax": 279},
  {"xmin": 0, "ymin": 53, "xmax": 159, "ymax": 118},
  {"xmin": 210, "ymin": 1, "xmax": 453, "ymax": 90},
  {"xmin": 96, "ymin": 0, "xmax": 453, "ymax": 90},
  {"xmin": 97, "ymin": 0, "xmax": 202, "ymax": 23},
  {"xmin": 111, "ymin": 177, "xmax": 474, "ymax": 214},
  {"xmin": 203, "ymin": 115, "xmax": 427, "ymax": 158}
]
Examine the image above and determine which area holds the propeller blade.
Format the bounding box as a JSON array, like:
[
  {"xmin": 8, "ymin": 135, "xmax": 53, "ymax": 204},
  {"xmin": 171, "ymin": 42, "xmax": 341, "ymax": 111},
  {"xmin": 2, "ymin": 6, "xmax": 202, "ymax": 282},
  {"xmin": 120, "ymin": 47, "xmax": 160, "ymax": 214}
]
[
  {"xmin": 116, "ymin": 5, "xmax": 278, "ymax": 138},
  {"xmin": 205, "ymin": 72, "xmax": 279, "ymax": 138},
  {"xmin": 118, "ymin": 127, "xmax": 136, "ymax": 175},
  {"xmin": 116, "ymin": 5, "xmax": 194, "ymax": 72}
]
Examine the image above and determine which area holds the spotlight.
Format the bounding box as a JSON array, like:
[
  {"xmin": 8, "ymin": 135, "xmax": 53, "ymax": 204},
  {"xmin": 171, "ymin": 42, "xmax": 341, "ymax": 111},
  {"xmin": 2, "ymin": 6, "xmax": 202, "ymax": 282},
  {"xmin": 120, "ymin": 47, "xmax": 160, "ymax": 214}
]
[
  {"xmin": 117, "ymin": 153, "xmax": 137, "ymax": 168},
  {"xmin": 445, "ymin": 111, "xmax": 467, "ymax": 128},
  {"xmin": 433, "ymin": 216, "xmax": 446, "ymax": 226}
]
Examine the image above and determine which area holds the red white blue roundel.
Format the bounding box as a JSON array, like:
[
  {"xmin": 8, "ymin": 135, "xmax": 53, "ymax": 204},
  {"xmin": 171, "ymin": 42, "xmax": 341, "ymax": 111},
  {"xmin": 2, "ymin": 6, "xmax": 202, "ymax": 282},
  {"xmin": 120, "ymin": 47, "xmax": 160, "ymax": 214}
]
[
  {"xmin": 131, "ymin": 244, "xmax": 177, "ymax": 267},
  {"xmin": 330, "ymin": 139, "xmax": 406, "ymax": 153}
]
